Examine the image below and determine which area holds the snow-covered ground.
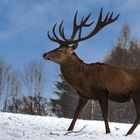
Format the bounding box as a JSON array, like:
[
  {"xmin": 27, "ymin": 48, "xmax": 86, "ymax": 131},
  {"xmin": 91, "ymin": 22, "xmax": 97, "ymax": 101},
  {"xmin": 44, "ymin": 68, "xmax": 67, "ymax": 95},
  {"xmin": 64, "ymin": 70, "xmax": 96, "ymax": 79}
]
[{"xmin": 0, "ymin": 112, "xmax": 140, "ymax": 140}]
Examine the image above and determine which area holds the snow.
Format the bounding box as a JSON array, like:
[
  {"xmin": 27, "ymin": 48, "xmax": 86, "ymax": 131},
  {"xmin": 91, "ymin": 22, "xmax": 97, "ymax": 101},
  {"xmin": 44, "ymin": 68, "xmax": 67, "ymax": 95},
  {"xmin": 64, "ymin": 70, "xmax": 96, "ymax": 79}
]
[{"xmin": 0, "ymin": 112, "xmax": 140, "ymax": 140}]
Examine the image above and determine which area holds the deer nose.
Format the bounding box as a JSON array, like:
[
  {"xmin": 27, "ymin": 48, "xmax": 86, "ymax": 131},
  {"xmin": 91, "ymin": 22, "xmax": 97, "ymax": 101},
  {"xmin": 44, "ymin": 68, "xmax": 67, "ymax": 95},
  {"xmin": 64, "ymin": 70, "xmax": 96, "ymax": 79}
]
[
  {"xmin": 42, "ymin": 53, "xmax": 45, "ymax": 58},
  {"xmin": 43, "ymin": 53, "xmax": 47, "ymax": 59},
  {"xmin": 43, "ymin": 53, "xmax": 51, "ymax": 60}
]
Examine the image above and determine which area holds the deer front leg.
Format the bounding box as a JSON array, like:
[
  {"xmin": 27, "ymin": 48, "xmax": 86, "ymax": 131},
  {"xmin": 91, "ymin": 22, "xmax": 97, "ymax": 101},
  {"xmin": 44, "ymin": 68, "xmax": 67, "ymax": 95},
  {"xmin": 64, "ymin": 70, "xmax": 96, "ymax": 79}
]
[
  {"xmin": 67, "ymin": 96, "xmax": 89, "ymax": 131},
  {"xmin": 99, "ymin": 94, "xmax": 111, "ymax": 134}
]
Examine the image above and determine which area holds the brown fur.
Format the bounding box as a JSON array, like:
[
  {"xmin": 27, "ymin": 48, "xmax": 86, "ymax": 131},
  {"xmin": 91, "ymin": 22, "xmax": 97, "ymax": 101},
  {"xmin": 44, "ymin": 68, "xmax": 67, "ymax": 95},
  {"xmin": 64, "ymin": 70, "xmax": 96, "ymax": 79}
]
[
  {"xmin": 61, "ymin": 53, "xmax": 140, "ymax": 100},
  {"xmin": 43, "ymin": 49, "xmax": 140, "ymax": 135}
]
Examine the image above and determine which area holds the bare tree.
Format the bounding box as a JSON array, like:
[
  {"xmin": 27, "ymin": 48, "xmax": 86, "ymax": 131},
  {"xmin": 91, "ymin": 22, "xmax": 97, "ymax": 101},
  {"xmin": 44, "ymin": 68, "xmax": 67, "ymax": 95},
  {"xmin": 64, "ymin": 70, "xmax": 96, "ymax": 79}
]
[
  {"xmin": 118, "ymin": 23, "xmax": 130, "ymax": 48},
  {"xmin": 3, "ymin": 71, "xmax": 21, "ymax": 112},
  {"xmin": 3, "ymin": 72, "xmax": 21, "ymax": 112},
  {"xmin": 23, "ymin": 60, "xmax": 47, "ymax": 115},
  {"xmin": 0, "ymin": 58, "xmax": 11, "ymax": 102},
  {"xmin": 0, "ymin": 58, "xmax": 21, "ymax": 112},
  {"xmin": 24, "ymin": 60, "xmax": 45, "ymax": 96}
]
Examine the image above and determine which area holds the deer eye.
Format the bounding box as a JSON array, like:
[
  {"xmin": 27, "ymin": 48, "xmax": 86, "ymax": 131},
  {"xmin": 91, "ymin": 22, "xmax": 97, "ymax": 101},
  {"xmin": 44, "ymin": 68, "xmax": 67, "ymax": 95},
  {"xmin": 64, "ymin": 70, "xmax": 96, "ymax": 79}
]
[{"xmin": 59, "ymin": 49, "xmax": 63, "ymax": 52}]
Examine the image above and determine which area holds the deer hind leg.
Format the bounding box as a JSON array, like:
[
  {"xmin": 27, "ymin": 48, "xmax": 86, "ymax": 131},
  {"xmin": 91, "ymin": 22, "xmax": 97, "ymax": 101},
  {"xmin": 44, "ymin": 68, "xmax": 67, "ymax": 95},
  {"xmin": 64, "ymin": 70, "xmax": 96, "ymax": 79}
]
[
  {"xmin": 126, "ymin": 93, "xmax": 140, "ymax": 135},
  {"xmin": 67, "ymin": 96, "xmax": 89, "ymax": 131}
]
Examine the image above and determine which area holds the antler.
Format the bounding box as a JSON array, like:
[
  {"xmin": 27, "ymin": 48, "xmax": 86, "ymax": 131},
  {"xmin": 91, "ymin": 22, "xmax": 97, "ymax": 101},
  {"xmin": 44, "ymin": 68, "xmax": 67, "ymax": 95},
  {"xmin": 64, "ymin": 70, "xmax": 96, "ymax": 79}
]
[
  {"xmin": 48, "ymin": 8, "xmax": 120, "ymax": 46},
  {"xmin": 70, "ymin": 11, "xmax": 94, "ymax": 40}
]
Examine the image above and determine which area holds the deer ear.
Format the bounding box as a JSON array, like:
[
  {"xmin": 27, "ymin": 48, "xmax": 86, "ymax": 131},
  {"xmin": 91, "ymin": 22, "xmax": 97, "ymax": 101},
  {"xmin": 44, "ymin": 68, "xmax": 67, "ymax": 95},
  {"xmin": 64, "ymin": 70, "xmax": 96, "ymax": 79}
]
[
  {"xmin": 71, "ymin": 43, "xmax": 78, "ymax": 50},
  {"xmin": 68, "ymin": 47, "xmax": 74, "ymax": 54}
]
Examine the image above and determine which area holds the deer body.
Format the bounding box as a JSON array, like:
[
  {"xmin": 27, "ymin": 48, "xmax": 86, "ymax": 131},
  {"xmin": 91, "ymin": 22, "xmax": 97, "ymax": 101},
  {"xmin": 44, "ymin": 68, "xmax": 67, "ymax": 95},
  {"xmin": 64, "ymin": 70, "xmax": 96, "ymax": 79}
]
[
  {"xmin": 43, "ymin": 8, "xmax": 140, "ymax": 135},
  {"xmin": 60, "ymin": 53, "xmax": 140, "ymax": 101}
]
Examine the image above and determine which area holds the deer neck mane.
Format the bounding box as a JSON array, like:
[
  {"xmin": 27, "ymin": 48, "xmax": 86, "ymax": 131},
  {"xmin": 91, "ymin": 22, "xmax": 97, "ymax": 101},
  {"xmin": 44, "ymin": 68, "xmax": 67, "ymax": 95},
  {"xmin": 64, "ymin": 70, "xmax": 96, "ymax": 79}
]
[
  {"xmin": 60, "ymin": 53, "xmax": 85, "ymax": 87},
  {"xmin": 60, "ymin": 52, "xmax": 85, "ymax": 69}
]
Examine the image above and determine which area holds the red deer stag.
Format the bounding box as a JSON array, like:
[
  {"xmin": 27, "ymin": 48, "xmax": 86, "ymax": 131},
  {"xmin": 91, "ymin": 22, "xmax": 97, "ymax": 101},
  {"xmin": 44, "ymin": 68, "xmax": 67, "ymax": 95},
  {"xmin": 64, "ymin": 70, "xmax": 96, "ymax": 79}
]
[{"xmin": 43, "ymin": 8, "xmax": 140, "ymax": 135}]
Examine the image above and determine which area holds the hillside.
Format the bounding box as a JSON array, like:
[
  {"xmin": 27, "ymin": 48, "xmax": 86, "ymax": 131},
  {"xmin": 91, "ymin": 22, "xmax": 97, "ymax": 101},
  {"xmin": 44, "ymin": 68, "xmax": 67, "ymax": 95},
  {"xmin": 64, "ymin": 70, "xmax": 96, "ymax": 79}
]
[{"xmin": 0, "ymin": 112, "xmax": 140, "ymax": 140}]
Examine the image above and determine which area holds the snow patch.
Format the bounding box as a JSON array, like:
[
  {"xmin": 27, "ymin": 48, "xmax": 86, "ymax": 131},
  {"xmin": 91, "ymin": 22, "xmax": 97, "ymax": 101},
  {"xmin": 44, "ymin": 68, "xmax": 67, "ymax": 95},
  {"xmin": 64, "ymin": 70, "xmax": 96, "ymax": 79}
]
[{"xmin": 0, "ymin": 112, "xmax": 140, "ymax": 140}]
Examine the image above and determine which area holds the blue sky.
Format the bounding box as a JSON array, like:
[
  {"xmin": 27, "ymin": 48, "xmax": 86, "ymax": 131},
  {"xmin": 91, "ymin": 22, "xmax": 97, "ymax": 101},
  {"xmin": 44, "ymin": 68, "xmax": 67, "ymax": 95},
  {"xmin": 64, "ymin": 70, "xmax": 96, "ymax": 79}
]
[{"xmin": 0, "ymin": 0, "xmax": 140, "ymax": 95}]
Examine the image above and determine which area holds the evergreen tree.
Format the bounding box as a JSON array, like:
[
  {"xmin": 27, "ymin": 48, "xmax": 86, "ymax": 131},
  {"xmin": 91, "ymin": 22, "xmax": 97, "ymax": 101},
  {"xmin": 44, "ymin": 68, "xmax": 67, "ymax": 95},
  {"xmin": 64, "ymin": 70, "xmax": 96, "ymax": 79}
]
[{"xmin": 51, "ymin": 75, "xmax": 78, "ymax": 118}]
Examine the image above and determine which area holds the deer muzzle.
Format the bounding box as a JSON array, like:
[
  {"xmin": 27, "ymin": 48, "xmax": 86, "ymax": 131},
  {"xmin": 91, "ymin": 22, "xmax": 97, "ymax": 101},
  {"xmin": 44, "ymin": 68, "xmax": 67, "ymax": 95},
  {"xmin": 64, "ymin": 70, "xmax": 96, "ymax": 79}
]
[{"xmin": 42, "ymin": 53, "xmax": 51, "ymax": 60}]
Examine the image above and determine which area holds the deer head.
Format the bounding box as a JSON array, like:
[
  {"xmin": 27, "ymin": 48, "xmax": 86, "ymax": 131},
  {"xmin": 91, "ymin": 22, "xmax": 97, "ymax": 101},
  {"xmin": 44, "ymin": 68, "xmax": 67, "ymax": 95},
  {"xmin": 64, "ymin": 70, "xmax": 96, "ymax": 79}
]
[{"xmin": 43, "ymin": 8, "xmax": 119, "ymax": 64}]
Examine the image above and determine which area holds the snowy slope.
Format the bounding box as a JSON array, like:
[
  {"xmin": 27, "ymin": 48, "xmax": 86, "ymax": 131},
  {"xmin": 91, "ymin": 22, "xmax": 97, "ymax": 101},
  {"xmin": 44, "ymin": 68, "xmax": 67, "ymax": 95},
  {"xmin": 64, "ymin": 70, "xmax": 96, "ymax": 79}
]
[{"xmin": 0, "ymin": 112, "xmax": 140, "ymax": 140}]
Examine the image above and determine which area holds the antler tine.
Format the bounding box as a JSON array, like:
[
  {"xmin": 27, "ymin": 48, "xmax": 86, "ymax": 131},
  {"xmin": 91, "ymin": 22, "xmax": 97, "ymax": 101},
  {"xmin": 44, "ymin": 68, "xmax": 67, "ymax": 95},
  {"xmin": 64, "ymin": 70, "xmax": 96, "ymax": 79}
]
[
  {"xmin": 70, "ymin": 11, "xmax": 94, "ymax": 41},
  {"xmin": 58, "ymin": 20, "xmax": 67, "ymax": 41},
  {"xmin": 74, "ymin": 10, "xmax": 78, "ymax": 27},
  {"xmin": 109, "ymin": 13, "xmax": 120, "ymax": 23},
  {"xmin": 104, "ymin": 12, "xmax": 110, "ymax": 23},
  {"xmin": 62, "ymin": 26, "xmax": 67, "ymax": 41},
  {"xmin": 82, "ymin": 13, "xmax": 90, "ymax": 25},
  {"xmin": 59, "ymin": 20, "xmax": 63, "ymax": 36},
  {"xmin": 108, "ymin": 12, "xmax": 113, "ymax": 21},
  {"xmin": 48, "ymin": 31, "xmax": 59, "ymax": 43},
  {"xmin": 77, "ymin": 14, "xmax": 94, "ymax": 39},
  {"xmin": 104, "ymin": 11, "xmax": 120, "ymax": 24},
  {"xmin": 70, "ymin": 11, "xmax": 79, "ymax": 40},
  {"xmin": 48, "ymin": 23, "xmax": 65, "ymax": 44},
  {"xmin": 80, "ymin": 16, "xmax": 84, "ymax": 25},
  {"xmin": 53, "ymin": 23, "xmax": 61, "ymax": 40},
  {"xmin": 80, "ymin": 13, "xmax": 94, "ymax": 27},
  {"xmin": 79, "ymin": 28, "xmax": 82, "ymax": 39},
  {"xmin": 97, "ymin": 7, "xmax": 103, "ymax": 25}
]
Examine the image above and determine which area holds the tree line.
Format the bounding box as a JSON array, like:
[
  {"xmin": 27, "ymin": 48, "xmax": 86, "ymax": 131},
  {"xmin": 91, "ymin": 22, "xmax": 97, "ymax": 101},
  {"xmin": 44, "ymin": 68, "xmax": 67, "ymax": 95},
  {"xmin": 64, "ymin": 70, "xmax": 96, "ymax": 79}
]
[{"xmin": 0, "ymin": 59, "xmax": 52, "ymax": 116}]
